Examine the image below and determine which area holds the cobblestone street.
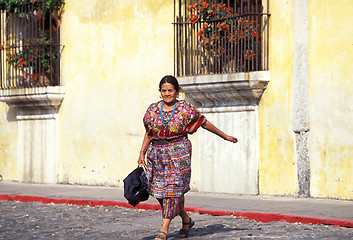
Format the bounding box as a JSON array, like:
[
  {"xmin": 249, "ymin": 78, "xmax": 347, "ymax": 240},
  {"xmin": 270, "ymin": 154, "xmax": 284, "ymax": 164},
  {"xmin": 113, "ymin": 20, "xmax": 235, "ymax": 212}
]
[{"xmin": 0, "ymin": 201, "xmax": 352, "ymax": 239}]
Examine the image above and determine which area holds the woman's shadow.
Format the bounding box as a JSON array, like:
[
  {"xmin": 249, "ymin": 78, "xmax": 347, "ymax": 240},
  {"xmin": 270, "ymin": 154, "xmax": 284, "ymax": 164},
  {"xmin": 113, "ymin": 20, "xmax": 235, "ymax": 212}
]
[{"xmin": 142, "ymin": 224, "xmax": 248, "ymax": 239}]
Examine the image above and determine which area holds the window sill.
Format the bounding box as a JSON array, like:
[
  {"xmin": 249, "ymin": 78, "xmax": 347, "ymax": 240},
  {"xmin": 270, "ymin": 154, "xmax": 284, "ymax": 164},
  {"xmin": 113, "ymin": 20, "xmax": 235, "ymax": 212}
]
[
  {"xmin": 0, "ymin": 86, "xmax": 65, "ymax": 114},
  {"xmin": 178, "ymin": 71, "xmax": 270, "ymax": 112}
]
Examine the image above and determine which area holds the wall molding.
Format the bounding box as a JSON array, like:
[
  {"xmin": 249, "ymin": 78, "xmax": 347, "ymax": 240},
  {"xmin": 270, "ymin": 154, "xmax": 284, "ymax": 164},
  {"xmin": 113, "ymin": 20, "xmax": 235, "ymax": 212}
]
[{"xmin": 0, "ymin": 87, "xmax": 65, "ymax": 113}]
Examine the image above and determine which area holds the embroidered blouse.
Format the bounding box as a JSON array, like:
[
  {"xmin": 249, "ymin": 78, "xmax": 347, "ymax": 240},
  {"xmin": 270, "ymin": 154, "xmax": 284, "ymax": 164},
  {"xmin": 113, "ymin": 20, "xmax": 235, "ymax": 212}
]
[{"xmin": 143, "ymin": 100, "xmax": 206, "ymax": 140}]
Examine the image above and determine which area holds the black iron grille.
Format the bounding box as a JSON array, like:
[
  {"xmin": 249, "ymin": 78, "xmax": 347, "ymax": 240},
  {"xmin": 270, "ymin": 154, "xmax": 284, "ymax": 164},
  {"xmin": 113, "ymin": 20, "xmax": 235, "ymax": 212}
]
[
  {"xmin": 0, "ymin": 0, "xmax": 63, "ymax": 89},
  {"xmin": 174, "ymin": 0, "xmax": 270, "ymax": 76}
]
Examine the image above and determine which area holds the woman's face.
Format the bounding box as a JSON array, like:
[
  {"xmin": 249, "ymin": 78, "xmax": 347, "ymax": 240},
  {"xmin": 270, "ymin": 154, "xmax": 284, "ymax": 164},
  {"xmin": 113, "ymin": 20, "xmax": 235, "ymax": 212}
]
[{"xmin": 160, "ymin": 83, "xmax": 178, "ymax": 105}]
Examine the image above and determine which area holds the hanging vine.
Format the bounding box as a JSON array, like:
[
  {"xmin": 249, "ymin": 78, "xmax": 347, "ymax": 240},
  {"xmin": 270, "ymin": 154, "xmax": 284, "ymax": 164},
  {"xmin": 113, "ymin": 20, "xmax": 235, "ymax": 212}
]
[{"xmin": 0, "ymin": 0, "xmax": 64, "ymax": 13}]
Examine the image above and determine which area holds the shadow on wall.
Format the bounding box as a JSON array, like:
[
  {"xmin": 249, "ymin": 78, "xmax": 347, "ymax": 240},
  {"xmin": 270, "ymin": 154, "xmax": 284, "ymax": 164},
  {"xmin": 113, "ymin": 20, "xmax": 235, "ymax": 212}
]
[{"xmin": 6, "ymin": 107, "xmax": 17, "ymax": 122}]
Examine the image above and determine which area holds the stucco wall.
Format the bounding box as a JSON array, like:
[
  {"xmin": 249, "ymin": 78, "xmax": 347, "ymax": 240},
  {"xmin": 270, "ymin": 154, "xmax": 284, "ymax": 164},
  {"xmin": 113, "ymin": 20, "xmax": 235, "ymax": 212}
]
[
  {"xmin": 258, "ymin": 0, "xmax": 297, "ymax": 195},
  {"xmin": 1, "ymin": 0, "xmax": 352, "ymax": 200},
  {"xmin": 309, "ymin": 0, "xmax": 353, "ymax": 199},
  {"xmin": 259, "ymin": 0, "xmax": 353, "ymax": 200},
  {"xmin": 0, "ymin": 104, "xmax": 18, "ymax": 181},
  {"xmin": 58, "ymin": 0, "xmax": 175, "ymax": 186}
]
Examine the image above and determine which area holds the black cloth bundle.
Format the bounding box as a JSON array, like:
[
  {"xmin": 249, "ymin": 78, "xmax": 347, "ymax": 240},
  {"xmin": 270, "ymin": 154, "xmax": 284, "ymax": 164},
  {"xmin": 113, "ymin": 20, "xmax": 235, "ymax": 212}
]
[{"xmin": 123, "ymin": 167, "xmax": 149, "ymax": 207}]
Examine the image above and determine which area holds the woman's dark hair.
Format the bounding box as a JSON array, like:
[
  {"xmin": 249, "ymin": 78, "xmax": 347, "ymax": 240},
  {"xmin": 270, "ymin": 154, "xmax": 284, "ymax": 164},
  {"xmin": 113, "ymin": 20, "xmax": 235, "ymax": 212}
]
[{"xmin": 159, "ymin": 75, "xmax": 180, "ymax": 92}]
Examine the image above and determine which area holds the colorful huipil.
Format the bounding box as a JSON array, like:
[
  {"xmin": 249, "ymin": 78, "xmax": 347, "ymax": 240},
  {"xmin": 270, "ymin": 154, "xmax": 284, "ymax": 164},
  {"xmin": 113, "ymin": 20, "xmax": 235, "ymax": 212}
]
[{"xmin": 143, "ymin": 100, "xmax": 206, "ymax": 199}]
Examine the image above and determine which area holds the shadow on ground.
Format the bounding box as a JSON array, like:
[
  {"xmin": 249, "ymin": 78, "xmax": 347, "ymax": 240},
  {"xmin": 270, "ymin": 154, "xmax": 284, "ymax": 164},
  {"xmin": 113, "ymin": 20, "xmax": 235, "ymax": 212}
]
[{"xmin": 142, "ymin": 224, "xmax": 248, "ymax": 239}]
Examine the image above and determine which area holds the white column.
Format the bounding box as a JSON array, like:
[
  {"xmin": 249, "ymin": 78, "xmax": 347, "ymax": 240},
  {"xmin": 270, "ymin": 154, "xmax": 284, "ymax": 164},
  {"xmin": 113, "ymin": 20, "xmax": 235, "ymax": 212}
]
[
  {"xmin": 292, "ymin": 0, "xmax": 310, "ymax": 197},
  {"xmin": 0, "ymin": 87, "xmax": 65, "ymax": 184},
  {"xmin": 198, "ymin": 108, "xmax": 259, "ymax": 194}
]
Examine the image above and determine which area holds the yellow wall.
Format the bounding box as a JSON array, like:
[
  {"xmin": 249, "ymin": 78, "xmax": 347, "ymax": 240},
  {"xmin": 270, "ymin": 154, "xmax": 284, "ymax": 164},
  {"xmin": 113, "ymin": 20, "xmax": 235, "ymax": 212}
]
[
  {"xmin": 309, "ymin": 0, "xmax": 353, "ymax": 199},
  {"xmin": 258, "ymin": 0, "xmax": 297, "ymax": 195},
  {"xmin": 58, "ymin": 0, "xmax": 174, "ymax": 186},
  {"xmin": 0, "ymin": 103, "xmax": 18, "ymax": 181},
  {"xmin": 259, "ymin": 0, "xmax": 353, "ymax": 199}
]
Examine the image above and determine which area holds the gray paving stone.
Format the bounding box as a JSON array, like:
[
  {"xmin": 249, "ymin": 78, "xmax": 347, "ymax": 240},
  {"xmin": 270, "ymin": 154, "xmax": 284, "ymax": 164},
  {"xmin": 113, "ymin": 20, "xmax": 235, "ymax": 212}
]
[{"xmin": 0, "ymin": 201, "xmax": 352, "ymax": 240}]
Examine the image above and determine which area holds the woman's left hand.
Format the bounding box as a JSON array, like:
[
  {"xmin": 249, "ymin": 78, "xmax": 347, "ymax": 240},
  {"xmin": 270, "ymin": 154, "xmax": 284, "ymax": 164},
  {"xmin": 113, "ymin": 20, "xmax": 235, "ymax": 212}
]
[{"xmin": 225, "ymin": 135, "xmax": 238, "ymax": 143}]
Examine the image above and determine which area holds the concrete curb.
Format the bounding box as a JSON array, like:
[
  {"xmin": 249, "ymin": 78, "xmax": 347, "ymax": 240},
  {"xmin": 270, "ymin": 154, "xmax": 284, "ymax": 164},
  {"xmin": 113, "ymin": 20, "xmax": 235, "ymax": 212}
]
[{"xmin": 1, "ymin": 194, "xmax": 352, "ymax": 228}]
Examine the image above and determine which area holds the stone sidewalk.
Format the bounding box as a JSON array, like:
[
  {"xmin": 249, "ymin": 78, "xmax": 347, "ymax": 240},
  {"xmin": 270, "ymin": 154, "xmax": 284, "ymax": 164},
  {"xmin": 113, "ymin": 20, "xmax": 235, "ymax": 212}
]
[{"xmin": 1, "ymin": 201, "xmax": 353, "ymax": 239}]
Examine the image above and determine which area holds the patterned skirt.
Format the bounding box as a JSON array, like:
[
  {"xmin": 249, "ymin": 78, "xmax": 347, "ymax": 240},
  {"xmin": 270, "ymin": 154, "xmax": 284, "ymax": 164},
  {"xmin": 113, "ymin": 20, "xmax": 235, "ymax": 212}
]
[{"xmin": 146, "ymin": 135, "xmax": 192, "ymax": 199}]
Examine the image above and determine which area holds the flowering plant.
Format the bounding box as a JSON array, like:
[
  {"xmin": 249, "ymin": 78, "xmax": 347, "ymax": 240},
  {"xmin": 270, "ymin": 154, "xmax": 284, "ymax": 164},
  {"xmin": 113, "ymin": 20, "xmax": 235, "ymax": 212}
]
[
  {"xmin": 1, "ymin": 32, "xmax": 58, "ymax": 81},
  {"xmin": 187, "ymin": 1, "xmax": 261, "ymax": 60}
]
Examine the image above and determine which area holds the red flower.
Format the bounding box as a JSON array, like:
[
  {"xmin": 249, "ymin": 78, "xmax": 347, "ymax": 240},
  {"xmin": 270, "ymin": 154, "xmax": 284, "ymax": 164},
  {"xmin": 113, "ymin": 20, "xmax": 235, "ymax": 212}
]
[
  {"xmin": 201, "ymin": 1, "xmax": 209, "ymax": 8},
  {"xmin": 187, "ymin": 0, "xmax": 261, "ymax": 57}
]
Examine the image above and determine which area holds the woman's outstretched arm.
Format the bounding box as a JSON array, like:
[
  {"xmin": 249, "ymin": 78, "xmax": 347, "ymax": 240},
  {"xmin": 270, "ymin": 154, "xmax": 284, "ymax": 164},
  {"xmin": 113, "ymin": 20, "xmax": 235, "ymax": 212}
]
[
  {"xmin": 201, "ymin": 120, "xmax": 238, "ymax": 143},
  {"xmin": 138, "ymin": 132, "xmax": 151, "ymax": 166}
]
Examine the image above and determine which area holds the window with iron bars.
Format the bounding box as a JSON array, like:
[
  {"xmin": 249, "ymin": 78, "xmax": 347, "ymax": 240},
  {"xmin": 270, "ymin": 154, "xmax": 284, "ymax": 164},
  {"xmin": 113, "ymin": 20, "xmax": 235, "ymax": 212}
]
[
  {"xmin": 174, "ymin": 0, "xmax": 269, "ymax": 77},
  {"xmin": 0, "ymin": 0, "xmax": 63, "ymax": 89}
]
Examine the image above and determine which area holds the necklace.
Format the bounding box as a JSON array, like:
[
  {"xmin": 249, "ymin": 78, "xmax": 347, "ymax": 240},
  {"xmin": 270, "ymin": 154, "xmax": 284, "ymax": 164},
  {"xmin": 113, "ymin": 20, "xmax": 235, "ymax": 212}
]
[{"xmin": 160, "ymin": 100, "xmax": 177, "ymax": 124}]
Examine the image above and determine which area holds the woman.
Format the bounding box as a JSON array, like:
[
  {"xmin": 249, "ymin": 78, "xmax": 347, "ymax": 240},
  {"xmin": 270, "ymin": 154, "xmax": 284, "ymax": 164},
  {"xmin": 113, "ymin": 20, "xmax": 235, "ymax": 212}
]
[{"xmin": 138, "ymin": 75, "xmax": 237, "ymax": 240}]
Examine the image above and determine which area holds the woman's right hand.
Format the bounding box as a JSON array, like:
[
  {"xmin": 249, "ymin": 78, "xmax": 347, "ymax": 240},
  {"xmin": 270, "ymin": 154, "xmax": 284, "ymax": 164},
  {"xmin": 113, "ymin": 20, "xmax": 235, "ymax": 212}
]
[
  {"xmin": 138, "ymin": 133, "xmax": 151, "ymax": 167},
  {"xmin": 138, "ymin": 151, "xmax": 146, "ymax": 166}
]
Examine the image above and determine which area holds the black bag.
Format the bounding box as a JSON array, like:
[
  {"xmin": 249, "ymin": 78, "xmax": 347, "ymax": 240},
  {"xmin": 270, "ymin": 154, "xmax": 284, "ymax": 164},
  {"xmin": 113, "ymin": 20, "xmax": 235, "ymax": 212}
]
[{"xmin": 123, "ymin": 167, "xmax": 149, "ymax": 207}]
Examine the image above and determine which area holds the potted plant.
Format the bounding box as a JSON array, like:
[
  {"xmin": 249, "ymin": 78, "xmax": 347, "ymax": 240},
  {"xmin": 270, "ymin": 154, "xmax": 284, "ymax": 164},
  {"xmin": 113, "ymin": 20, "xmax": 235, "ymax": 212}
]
[{"xmin": 2, "ymin": 31, "xmax": 58, "ymax": 85}]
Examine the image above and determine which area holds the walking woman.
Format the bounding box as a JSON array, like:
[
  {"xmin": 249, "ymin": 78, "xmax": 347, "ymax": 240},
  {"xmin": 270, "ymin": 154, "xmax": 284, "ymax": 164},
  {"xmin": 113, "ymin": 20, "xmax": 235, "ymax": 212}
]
[{"xmin": 138, "ymin": 75, "xmax": 237, "ymax": 240}]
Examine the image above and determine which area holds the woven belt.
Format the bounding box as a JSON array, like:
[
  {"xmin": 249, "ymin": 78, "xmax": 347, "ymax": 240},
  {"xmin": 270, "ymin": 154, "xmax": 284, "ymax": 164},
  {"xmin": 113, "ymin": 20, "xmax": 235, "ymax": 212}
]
[{"xmin": 152, "ymin": 134, "xmax": 188, "ymax": 145}]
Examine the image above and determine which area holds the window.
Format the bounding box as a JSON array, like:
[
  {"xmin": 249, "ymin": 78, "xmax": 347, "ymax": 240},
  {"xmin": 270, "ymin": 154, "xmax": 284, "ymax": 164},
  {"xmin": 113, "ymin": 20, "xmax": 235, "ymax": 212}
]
[
  {"xmin": 0, "ymin": 0, "xmax": 64, "ymax": 89},
  {"xmin": 174, "ymin": 0, "xmax": 269, "ymax": 77}
]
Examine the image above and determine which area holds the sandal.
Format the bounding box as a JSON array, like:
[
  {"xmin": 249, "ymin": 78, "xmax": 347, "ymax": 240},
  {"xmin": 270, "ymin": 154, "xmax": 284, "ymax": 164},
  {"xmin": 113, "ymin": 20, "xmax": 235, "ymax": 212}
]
[
  {"xmin": 178, "ymin": 217, "xmax": 194, "ymax": 238},
  {"xmin": 155, "ymin": 231, "xmax": 168, "ymax": 240}
]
